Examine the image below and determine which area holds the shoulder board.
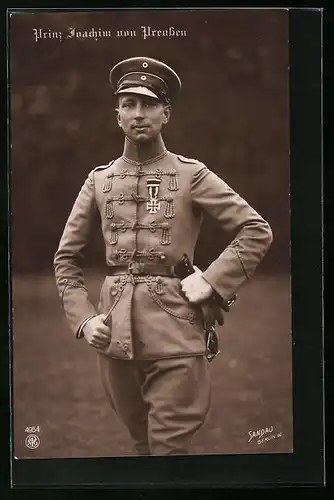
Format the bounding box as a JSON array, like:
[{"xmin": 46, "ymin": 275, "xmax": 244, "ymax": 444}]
[
  {"xmin": 177, "ymin": 155, "xmax": 200, "ymax": 164},
  {"xmin": 93, "ymin": 160, "xmax": 114, "ymax": 172}
]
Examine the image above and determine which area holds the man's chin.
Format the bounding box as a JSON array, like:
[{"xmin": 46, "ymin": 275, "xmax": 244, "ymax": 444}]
[{"xmin": 129, "ymin": 132, "xmax": 155, "ymax": 144}]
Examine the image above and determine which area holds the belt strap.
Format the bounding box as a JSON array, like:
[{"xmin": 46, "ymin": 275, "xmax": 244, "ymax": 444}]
[{"xmin": 106, "ymin": 262, "xmax": 177, "ymax": 277}]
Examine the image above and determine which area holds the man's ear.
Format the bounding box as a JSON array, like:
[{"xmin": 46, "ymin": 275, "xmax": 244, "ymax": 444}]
[
  {"xmin": 163, "ymin": 105, "xmax": 172, "ymax": 124},
  {"xmin": 115, "ymin": 107, "xmax": 122, "ymax": 127}
]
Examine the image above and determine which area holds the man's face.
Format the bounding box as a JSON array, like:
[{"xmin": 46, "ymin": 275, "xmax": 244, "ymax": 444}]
[{"xmin": 116, "ymin": 93, "xmax": 171, "ymax": 143}]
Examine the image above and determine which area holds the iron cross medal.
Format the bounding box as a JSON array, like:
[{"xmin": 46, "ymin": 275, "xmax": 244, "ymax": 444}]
[{"xmin": 146, "ymin": 177, "xmax": 161, "ymax": 214}]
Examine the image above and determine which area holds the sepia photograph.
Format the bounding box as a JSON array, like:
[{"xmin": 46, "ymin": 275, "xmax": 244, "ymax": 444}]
[{"xmin": 9, "ymin": 8, "xmax": 292, "ymax": 461}]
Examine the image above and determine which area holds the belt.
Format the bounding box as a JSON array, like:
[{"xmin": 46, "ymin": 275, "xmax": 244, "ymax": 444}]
[{"xmin": 106, "ymin": 262, "xmax": 177, "ymax": 277}]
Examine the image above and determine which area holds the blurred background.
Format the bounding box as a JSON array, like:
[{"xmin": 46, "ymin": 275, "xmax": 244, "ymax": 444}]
[{"xmin": 10, "ymin": 9, "xmax": 292, "ymax": 459}]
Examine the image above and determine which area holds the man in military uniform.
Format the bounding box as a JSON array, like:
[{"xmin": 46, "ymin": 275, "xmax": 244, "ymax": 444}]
[{"xmin": 54, "ymin": 56, "xmax": 273, "ymax": 456}]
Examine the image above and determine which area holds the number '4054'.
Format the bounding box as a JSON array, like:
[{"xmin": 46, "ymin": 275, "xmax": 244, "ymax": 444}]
[{"xmin": 25, "ymin": 426, "xmax": 40, "ymax": 433}]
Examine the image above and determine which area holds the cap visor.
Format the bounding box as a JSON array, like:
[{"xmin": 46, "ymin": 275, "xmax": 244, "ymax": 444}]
[{"xmin": 117, "ymin": 86, "xmax": 159, "ymax": 100}]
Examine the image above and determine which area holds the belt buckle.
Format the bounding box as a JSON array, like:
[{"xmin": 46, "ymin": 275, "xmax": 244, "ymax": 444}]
[{"xmin": 128, "ymin": 261, "xmax": 143, "ymax": 275}]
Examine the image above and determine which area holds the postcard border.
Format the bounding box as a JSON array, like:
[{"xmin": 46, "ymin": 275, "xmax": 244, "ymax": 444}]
[{"xmin": 6, "ymin": 7, "xmax": 324, "ymax": 489}]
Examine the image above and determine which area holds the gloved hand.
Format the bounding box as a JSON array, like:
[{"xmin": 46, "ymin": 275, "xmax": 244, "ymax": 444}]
[{"xmin": 201, "ymin": 301, "xmax": 224, "ymax": 328}]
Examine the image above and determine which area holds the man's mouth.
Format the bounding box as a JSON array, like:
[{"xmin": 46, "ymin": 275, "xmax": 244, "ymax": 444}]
[{"xmin": 133, "ymin": 125, "xmax": 149, "ymax": 130}]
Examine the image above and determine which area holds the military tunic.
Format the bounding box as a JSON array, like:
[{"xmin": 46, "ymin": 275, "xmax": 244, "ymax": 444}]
[{"xmin": 54, "ymin": 143, "xmax": 273, "ymax": 362}]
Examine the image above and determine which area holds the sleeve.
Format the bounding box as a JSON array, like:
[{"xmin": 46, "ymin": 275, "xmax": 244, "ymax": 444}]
[
  {"xmin": 191, "ymin": 164, "xmax": 273, "ymax": 301},
  {"xmin": 76, "ymin": 314, "xmax": 97, "ymax": 339},
  {"xmin": 53, "ymin": 171, "xmax": 99, "ymax": 337}
]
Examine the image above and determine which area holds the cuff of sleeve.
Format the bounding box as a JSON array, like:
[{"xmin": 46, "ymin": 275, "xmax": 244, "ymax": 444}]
[
  {"xmin": 202, "ymin": 269, "xmax": 237, "ymax": 311},
  {"xmin": 76, "ymin": 315, "xmax": 97, "ymax": 339},
  {"xmin": 201, "ymin": 271, "xmax": 227, "ymax": 301}
]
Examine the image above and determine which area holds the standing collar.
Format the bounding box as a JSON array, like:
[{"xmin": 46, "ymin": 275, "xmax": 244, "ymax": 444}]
[{"xmin": 122, "ymin": 135, "xmax": 168, "ymax": 165}]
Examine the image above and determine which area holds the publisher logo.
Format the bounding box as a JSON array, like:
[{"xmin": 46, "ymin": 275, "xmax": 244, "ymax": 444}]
[{"xmin": 25, "ymin": 434, "xmax": 40, "ymax": 450}]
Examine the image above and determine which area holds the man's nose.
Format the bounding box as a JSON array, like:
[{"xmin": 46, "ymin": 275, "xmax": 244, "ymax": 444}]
[{"xmin": 134, "ymin": 103, "xmax": 145, "ymax": 118}]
